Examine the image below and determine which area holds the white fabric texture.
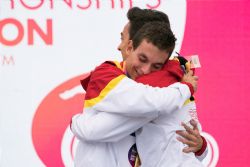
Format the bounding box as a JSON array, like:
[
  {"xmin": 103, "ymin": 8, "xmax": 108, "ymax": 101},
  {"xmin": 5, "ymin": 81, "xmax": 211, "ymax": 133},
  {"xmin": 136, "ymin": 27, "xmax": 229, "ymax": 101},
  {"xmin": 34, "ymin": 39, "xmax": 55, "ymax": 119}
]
[{"xmin": 71, "ymin": 78, "xmax": 192, "ymax": 167}]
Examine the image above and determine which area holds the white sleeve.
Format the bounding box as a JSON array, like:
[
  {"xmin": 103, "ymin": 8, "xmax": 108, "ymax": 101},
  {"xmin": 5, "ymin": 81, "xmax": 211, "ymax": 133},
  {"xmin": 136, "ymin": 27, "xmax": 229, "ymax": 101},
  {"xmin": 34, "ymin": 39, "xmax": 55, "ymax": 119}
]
[
  {"xmin": 71, "ymin": 111, "xmax": 153, "ymax": 142},
  {"xmin": 196, "ymin": 144, "xmax": 208, "ymax": 161},
  {"xmin": 92, "ymin": 78, "xmax": 191, "ymax": 118},
  {"xmin": 196, "ymin": 122, "xmax": 208, "ymax": 161},
  {"xmin": 184, "ymin": 102, "xmax": 208, "ymax": 161},
  {"xmin": 194, "ymin": 123, "xmax": 208, "ymax": 161},
  {"xmin": 71, "ymin": 77, "xmax": 191, "ymax": 142}
]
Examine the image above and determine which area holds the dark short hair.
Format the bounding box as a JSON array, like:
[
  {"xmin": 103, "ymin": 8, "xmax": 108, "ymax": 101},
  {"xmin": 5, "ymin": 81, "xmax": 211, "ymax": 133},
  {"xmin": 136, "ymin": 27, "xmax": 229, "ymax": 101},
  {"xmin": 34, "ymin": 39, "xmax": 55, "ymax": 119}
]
[
  {"xmin": 132, "ymin": 21, "xmax": 176, "ymax": 57},
  {"xmin": 127, "ymin": 7, "xmax": 170, "ymax": 40}
]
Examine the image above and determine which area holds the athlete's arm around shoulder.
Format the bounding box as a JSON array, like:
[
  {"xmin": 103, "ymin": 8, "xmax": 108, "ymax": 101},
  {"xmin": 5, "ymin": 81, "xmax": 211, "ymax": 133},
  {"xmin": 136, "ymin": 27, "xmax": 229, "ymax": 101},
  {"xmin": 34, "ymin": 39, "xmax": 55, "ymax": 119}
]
[
  {"xmin": 84, "ymin": 61, "xmax": 194, "ymax": 118},
  {"xmin": 71, "ymin": 61, "xmax": 196, "ymax": 142}
]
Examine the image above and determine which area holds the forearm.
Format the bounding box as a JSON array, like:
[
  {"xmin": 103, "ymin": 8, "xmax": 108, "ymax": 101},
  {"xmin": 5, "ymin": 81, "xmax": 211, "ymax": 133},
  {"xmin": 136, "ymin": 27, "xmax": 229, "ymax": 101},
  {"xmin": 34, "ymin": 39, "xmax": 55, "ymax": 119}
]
[
  {"xmin": 91, "ymin": 78, "xmax": 191, "ymax": 118},
  {"xmin": 71, "ymin": 110, "xmax": 153, "ymax": 142},
  {"xmin": 72, "ymin": 78, "xmax": 181, "ymax": 142}
]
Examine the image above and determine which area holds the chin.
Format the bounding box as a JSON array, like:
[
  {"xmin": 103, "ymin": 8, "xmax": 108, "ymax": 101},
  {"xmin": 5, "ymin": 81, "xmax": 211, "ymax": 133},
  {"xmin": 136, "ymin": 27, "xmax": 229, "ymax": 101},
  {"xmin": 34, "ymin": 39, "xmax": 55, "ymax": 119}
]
[
  {"xmin": 130, "ymin": 76, "xmax": 135, "ymax": 80},
  {"xmin": 130, "ymin": 74, "xmax": 137, "ymax": 80}
]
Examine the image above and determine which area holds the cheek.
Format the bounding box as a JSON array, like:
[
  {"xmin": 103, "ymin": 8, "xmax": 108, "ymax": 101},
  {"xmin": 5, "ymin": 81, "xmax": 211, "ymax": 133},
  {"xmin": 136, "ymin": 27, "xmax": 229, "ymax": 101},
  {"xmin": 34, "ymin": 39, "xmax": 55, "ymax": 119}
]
[
  {"xmin": 133, "ymin": 56, "xmax": 141, "ymax": 67},
  {"xmin": 122, "ymin": 39, "xmax": 129, "ymax": 49},
  {"xmin": 123, "ymin": 43, "xmax": 127, "ymax": 50},
  {"xmin": 121, "ymin": 43, "xmax": 127, "ymax": 51},
  {"xmin": 126, "ymin": 58, "xmax": 135, "ymax": 71}
]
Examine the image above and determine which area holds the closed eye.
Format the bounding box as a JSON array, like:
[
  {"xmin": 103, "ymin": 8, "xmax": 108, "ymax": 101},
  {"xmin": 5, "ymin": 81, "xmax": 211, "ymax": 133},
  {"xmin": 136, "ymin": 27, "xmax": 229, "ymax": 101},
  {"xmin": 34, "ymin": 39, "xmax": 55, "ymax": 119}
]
[
  {"xmin": 152, "ymin": 64, "xmax": 163, "ymax": 70},
  {"xmin": 139, "ymin": 54, "xmax": 148, "ymax": 63}
]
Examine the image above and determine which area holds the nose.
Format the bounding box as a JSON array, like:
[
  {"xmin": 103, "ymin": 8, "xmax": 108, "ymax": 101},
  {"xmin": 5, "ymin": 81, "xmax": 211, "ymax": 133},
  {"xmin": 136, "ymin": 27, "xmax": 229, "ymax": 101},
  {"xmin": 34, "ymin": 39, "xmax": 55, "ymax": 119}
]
[
  {"xmin": 117, "ymin": 43, "xmax": 122, "ymax": 51},
  {"xmin": 140, "ymin": 64, "xmax": 151, "ymax": 75}
]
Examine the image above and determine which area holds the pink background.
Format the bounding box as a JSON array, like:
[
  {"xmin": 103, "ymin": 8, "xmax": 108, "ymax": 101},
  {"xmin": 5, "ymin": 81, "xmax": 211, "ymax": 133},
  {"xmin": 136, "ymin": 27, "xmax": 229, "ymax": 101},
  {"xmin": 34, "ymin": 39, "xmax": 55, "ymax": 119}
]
[
  {"xmin": 182, "ymin": 0, "xmax": 250, "ymax": 166},
  {"xmin": 31, "ymin": 1, "xmax": 250, "ymax": 166},
  {"xmin": 32, "ymin": 1, "xmax": 250, "ymax": 166}
]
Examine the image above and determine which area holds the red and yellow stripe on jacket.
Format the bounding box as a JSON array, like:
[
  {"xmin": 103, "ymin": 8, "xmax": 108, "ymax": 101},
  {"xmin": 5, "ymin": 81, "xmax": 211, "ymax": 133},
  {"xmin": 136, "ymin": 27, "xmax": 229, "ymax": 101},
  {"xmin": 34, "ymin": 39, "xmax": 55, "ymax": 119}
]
[{"xmin": 81, "ymin": 61, "xmax": 126, "ymax": 108}]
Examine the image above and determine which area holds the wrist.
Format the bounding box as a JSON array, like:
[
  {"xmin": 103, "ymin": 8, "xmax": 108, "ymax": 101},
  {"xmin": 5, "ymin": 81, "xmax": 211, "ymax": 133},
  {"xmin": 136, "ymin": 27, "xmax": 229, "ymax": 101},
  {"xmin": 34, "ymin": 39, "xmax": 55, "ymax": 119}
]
[{"xmin": 195, "ymin": 135, "xmax": 207, "ymax": 156}]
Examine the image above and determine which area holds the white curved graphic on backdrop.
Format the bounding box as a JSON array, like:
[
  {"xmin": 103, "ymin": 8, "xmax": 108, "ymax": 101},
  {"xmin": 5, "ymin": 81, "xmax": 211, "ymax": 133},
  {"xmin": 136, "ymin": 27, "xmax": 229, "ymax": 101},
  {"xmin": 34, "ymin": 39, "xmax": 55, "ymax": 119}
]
[
  {"xmin": 201, "ymin": 132, "xmax": 219, "ymax": 167},
  {"xmin": 61, "ymin": 125, "xmax": 78, "ymax": 167}
]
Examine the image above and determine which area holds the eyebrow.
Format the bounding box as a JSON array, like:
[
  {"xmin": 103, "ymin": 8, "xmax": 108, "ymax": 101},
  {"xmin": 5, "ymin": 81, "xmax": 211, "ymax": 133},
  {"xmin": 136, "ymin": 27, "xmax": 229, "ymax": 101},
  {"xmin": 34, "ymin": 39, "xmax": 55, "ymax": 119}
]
[{"xmin": 139, "ymin": 54, "xmax": 164, "ymax": 66}]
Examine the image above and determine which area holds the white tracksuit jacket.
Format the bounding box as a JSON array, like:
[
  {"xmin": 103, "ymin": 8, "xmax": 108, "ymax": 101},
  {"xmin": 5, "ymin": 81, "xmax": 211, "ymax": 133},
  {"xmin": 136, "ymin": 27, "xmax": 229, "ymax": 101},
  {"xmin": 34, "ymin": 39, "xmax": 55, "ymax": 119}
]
[{"xmin": 71, "ymin": 61, "xmax": 207, "ymax": 167}]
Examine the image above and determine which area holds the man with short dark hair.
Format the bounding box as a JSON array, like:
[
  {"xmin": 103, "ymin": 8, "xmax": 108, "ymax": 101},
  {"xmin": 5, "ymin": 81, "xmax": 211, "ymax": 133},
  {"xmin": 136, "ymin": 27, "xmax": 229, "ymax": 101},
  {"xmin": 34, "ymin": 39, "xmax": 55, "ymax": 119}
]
[
  {"xmin": 71, "ymin": 21, "xmax": 198, "ymax": 167},
  {"xmin": 118, "ymin": 7, "xmax": 208, "ymax": 162}
]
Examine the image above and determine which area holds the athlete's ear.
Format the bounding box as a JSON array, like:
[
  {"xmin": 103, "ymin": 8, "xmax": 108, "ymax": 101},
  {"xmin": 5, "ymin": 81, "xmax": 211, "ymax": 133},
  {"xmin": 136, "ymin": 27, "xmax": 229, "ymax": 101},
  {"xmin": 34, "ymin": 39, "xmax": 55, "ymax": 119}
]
[{"xmin": 126, "ymin": 40, "xmax": 133, "ymax": 56}]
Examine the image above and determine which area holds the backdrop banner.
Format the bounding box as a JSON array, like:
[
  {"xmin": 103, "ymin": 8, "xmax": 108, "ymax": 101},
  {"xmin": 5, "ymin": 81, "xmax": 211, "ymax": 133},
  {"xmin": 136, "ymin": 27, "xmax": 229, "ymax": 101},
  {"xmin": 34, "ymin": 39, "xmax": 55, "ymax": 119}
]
[{"xmin": 1, "ymin": 0, "xmax": 249, "ymax": 167}]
